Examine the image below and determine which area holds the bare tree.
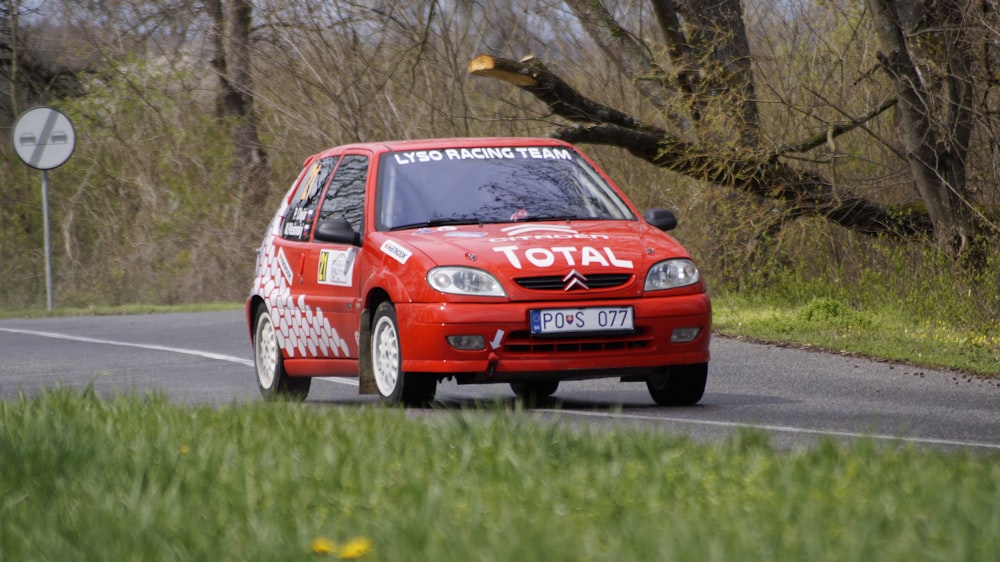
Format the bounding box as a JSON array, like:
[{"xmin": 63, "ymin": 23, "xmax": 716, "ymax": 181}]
[
  {"xmin": 468, "ymin": 0, "xmax": 998, "ymax": 261},
  {"xmin": 248, "ymin": 0, "xmax": 560, "ymax": 150}
]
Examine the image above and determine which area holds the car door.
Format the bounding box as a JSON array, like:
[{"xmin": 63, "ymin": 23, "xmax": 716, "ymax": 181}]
[
  {"xmin": 263, "ymin": 155, "xmax": 339, "ymax": 360},
  {"xmin": 301, "ymin": 152, "xmax": 370, "ymax": 361}
]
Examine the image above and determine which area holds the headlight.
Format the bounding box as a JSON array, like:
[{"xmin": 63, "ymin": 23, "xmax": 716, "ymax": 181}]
[
  {"xmin": 427, "ymin": 267, "xmax": 506, "ymax": 297},
  {"xmin": 644, "ymin": 259, "xmax": 700, "ymax": 291}
]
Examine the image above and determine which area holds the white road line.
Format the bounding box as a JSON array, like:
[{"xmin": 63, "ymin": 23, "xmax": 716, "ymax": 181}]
[
  {"xmin": 0, "ymin": 327, "xmax": 358, "ymax": 386},
  {"xmin": 317, "ymin": 377, "xmax": 359, "ymax": 387},
  {"xmin": 537, "ymin": 409, "xmax": 1000, "ymax": 451},
  {"xmin": 0, "ymin": 327, "xmax": 255, "ymax": 366}
]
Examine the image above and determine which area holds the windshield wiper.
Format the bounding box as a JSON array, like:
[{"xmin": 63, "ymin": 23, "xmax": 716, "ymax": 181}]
[
  {"xmin": 389, "ymin": 218, "xmax": 484, "ymax": 231},
  {"xmin": 512, "ymin": 214, "xmax": 586, "ymax": 223}
]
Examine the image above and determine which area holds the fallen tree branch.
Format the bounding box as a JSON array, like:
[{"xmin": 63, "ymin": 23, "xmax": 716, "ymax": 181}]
[{"xmin": 468, "ymin": 54, "xmax": 664, "ymax": 135}]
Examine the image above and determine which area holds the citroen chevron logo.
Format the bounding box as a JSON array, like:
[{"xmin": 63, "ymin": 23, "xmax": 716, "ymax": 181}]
[{"xmin": 562, "ymin": 269, "xmax": 589, "ymax": 291}]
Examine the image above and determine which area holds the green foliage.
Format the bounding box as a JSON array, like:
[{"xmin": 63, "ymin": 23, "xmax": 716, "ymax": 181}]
[
  {"xmin": 710, "ymin": 222, "xmax": 1000, "ymax": 375},
  {"xmin": 2, "ymin": 389, "xmax": 999, "ymax": 561},
  {"xmin": 796, "ymin": 296, "xmax": 872, "ymax": 329}
]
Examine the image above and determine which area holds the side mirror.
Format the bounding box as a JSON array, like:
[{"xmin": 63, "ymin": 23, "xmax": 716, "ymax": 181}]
[
  {"xmin": 314, "ymin": 218, "xmax": 361, "ymax": 246},
  {"xmin": 644, "ymin": 208, "xmax": 678, "ymax": 232}
]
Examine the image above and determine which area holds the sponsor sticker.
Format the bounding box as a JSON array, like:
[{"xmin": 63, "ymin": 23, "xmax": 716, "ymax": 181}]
[
  {"xmin": 489, "ymin": 224, "xmax": 611, "ymax": 243},
  {"xmin": 392, "ymin": 146, "xmax": 573, "ymax": 165},
  {"xmin": 318, "ymin": 248, "xmax": 357, "ymax": 286},
  {"xmin": 492, "ymin": 245, "xmax": 633, "ymax": 269},
  {"xmin": 380, "ymin": 239, "xmax": 413, "ymax": 264},
  {"xmin": 277, "ymin": 248, "xmax": 293, "ymax": 282}
]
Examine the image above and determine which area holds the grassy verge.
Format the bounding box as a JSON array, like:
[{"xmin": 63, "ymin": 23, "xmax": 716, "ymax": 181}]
[
  {"xmin": 712, "ymin": 293, "xmax": 1000, "ymax": 378},
  {"xmin": 0, "ymin": 301, "xmax": 242, "ymax": 320},
  {"xmin": 2, "ymin": 389, "xmax": 998, "ymax": 561}
]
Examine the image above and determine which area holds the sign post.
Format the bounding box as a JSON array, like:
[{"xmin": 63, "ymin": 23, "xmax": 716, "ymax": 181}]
[{"xmin": 11, "ymin": 107, "xmax": 76, "ymax": 311}]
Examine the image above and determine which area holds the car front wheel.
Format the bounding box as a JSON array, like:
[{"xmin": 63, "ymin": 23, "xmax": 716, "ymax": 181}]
[
  {"xmin": 371, "ymin": 301, "xmax": 436, "ymax": 406},
  {"xmin": 646, "ymin": 363, "xmax": 707, "ymax": 406},
  {"xmin": 254, "ymin": 305, "xmax": 311, "ymax": 401}
]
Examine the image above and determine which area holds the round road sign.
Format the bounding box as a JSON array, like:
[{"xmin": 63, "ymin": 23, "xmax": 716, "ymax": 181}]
[{"xmin": 12, "ymin": 106, "xmax": 76, "ymax": 170}]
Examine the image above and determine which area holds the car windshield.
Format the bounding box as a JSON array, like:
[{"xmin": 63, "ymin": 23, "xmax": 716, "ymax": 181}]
[{"xmin": 376, "ymin": 145, "xmax": 636, "ymax": 231}]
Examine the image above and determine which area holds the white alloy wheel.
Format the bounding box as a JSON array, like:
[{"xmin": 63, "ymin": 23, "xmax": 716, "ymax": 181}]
[
  {"xmin": 372, "ymin": 303, "xmax": 402, "ymax": 400},
  {"xmin": 254, "ymin": 304, "xmax": 311, "ymax": 401},
  {"xmin": 255, "ymin": 309, "xmax": 280, "ymax": 390}
]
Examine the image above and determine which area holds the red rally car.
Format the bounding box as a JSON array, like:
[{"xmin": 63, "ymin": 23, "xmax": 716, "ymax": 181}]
[{"xmin": 247, "ymin": 137, "xmax": 711, "ymax": 406}]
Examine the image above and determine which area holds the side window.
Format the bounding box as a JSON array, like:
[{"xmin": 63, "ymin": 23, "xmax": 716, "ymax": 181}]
[
  {"xmin": 319, "ymin": 155, "xmax": 368, "ymax": 233},
  {"xmin": 281, "ymin": 156, "xmax": 338, "ymax": 241}
]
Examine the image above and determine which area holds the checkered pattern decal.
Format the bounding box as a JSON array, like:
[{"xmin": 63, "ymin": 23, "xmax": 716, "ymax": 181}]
[{"xmin": 253, "ymin": 211, "xmax": 350, "ymax": 359}]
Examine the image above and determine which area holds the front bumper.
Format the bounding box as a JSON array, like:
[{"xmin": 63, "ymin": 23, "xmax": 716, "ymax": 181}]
[{"xmin": 394, "ymin": 294, "xmax": 711, "ymax": 380}]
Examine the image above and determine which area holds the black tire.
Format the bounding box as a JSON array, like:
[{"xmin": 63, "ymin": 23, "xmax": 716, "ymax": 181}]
[
  {"xmin": 645, "ymin": 363, "xmax": 708, "ymax": 406},
  {"xmin": 254, "ymin": 305, "xmax": 311, "ymax": 401},
  {"xmin": 510, "ymin": 380, "xmax": 559, "ymax": 406},
  {"xmin": 370, "ymin": 301, "xmax": 436, "ymax": 406}
]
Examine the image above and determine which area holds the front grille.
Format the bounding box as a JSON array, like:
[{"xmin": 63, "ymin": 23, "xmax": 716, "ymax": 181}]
[
  {"xmin": 503, "ymin": 328, "xmax": 652, "ymax": 354},
  {"xmin": 514, "ymin": 273, "xmax": 633, "ymax": 291}
]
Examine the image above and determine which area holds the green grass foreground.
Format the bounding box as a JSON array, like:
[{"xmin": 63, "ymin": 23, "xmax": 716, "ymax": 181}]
[{"xmin": 2, "ymin": 390, "xmax": 998, "ymax": 561}]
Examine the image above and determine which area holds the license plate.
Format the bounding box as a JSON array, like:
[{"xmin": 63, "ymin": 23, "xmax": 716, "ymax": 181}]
[{"xmin": 529, "ymin": 307, "xmax": 634, "ymax": 335}]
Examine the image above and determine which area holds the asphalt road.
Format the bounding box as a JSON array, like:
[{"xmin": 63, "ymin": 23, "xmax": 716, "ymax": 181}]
[{"xmin": 1, "ymin": 310, "xmax": 997, "ymax": 452}]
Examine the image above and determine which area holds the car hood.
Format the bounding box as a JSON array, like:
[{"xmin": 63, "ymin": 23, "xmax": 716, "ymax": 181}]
[{"xmin": 388, "ymin": 220, "xmax": 691, "ymax": 277}]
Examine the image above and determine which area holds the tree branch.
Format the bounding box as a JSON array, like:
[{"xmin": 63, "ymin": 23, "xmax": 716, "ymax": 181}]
[
  {"xmin": 467, "ymin": 54, "xmax": 663, "ymax": 135},
  {"xmin": 772, "ymin": 97, "xmax": 898, "ymax": 157}
]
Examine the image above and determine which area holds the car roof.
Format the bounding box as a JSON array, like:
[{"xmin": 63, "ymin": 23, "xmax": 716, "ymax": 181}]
[{"xmin": 304, "ymin": 137, "xmax": 574, "ymax": 162}]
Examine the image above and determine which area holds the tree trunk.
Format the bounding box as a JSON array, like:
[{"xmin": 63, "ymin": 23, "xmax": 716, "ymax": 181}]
[
  {"xmin": 8, "ymin": 0, "xmax": 20, "ymax": 116},
  {"xmin": 208, "ymin": 0, "xmax": 270, "ymax": 211},
  {"xmin": 673, "ymin": 0, "xmax": 760, "ymax": 147},
  {"xmin": 206, "ymin": 0, "xmax": 228, "ymax": 118},
  {"xmin": 866, "ymin": 0, "xmax": 980, "ymax": 257}
]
